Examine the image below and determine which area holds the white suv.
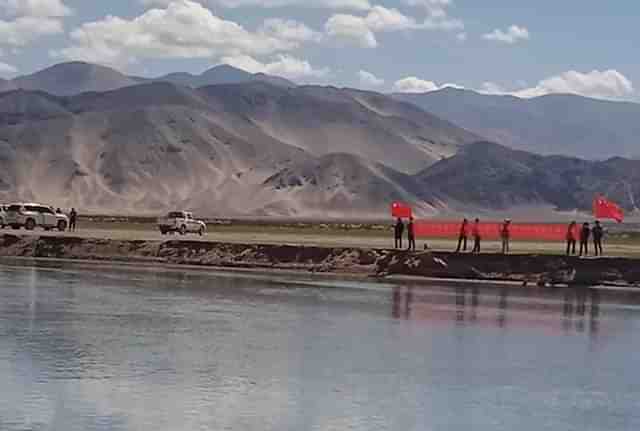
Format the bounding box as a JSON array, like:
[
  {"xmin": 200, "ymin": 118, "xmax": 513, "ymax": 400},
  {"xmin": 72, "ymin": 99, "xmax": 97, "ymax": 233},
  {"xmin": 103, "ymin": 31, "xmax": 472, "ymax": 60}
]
[
  {"xmin": 157, "ymin": 211, "xmax": 206, "ymax": 236},
  {"xmin": 0, "ymin": 204, "xmax": 8, "ymax": 228},
  {"xmin": 5, "ymin": 203, "xmax": 69, "ymax": 232}
]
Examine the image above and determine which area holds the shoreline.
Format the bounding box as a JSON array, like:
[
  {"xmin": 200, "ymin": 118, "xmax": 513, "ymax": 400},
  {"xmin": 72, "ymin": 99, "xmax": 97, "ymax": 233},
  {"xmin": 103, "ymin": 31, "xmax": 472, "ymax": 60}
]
[{"xmin": 2, "ymin": 233, "xmax": 640, "ymax": 290}]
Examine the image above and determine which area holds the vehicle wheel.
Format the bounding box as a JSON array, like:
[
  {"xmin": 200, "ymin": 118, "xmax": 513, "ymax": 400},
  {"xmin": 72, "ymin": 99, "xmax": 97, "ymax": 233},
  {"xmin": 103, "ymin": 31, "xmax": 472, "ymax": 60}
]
[
  {"xmin": 25, "ymin": 219, "xmax": 36, "ymax": 231},
  {"xmin": 57, "ymin": 220, "xmax": 67, "ymax": 232},
  {"xmin": 198, "ymin": 227, "xmax": 204, "ymax": 236},
  {"xmin": 179, "ymin": 225, "xmax": 187, "ymax": 236}
]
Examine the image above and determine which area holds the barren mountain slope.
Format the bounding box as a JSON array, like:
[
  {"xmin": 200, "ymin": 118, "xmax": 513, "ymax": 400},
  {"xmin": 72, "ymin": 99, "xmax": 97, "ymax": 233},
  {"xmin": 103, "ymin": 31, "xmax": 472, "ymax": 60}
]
[
  {"xmin": 0, "ymin": 86, "xmax": 314, "ymax": 215},
  {"xmin": 260, "ymin": 153, "xmax": 439, "ymax": 217},
  {"xmin": 199, "ymin": 83, "xmax": 479, "ymax": 174},
  {"xmin": 0, "ymin": 81, "xmax": 479, "ymax": 215}
]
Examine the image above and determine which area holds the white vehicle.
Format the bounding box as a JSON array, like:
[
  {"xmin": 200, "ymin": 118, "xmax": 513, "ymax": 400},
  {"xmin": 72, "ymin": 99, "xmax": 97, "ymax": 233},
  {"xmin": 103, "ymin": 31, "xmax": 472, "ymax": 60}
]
[
  {"xmin": 0, "ymin": 204, "xmax": 8, "ymax": 228},
  {"xmin": 5, "ymin": 203, "xmax": 69, "ymax": 232},
  {"xmin": 157, "ymin": 211, "xmax": 206, "ymax": 236}
]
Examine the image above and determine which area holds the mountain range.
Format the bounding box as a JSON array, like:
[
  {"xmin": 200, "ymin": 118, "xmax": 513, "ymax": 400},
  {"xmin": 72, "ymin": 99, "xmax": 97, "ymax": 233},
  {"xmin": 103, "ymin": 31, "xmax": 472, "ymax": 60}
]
[
  {"xmin": 1, "ymin": 61, "xmax": 639, "ymax": 218},
  {"xmin": 0, "ymin": 62, "xmax": 295, "ymax": 97},
  {"xmin": 395, "ymin": 88, "xmax": 640, "ymax": 160}
]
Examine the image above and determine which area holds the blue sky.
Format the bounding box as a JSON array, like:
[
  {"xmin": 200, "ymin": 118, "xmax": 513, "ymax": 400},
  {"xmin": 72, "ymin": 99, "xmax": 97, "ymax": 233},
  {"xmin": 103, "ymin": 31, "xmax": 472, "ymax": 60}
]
[{"xmin": 0, "ymin": 0, "xmax": 637, "ymax": 100}]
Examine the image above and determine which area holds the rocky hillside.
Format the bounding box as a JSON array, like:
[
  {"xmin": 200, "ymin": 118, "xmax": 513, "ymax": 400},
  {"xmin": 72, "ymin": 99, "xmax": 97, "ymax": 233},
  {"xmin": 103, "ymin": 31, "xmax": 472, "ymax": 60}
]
[{"xmin": 0, "ymin": 81, "xmax": 477, "ymax": 216}]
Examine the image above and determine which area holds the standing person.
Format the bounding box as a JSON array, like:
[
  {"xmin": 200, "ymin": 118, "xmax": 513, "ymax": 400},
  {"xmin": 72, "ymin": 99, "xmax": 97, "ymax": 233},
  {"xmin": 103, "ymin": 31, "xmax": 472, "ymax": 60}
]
[
  {"xmin": 69, "ymin": 208, "xmax": 77, "ymax": 232},
  {"xmin": 394, "ymin": 218, "xmax": 405, "ymax": 249},
  {"xmin": 500, "ymin": 219, "xmax": 511, "ymax": 254},
  {"xmin": 455, "ymin": 218, "xmax": 469, "ymax": 253},
  {"xmin": 471, "ymin": 218, "xmax": 481, "ymax": 254},
  {"xmin": 566, "ymin": 221, "xmax": 577, "ymax": 255},
  {"xmin": 593, "ymin": 220, "xmax": 604, "ymax": 257},
  {"xmin": 407, "ymin": 217, "xmax": 416, "ymax": 252},
  {"xmin": 579, "ymin": 222, "xmax": 591, "ymax": 256}
]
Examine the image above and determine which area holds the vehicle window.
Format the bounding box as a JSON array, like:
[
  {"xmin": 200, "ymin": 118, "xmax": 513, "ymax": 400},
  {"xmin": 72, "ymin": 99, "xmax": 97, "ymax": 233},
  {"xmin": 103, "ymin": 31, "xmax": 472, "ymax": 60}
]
[
  {"xmin": 24, "ymin": 205, "xmax": 39, "ymax": 212},
  {"xmin": 168, "ymin": 212, "xmax": 184, "ymax": 218},
  {"xmin": 8, "ymin": 205, "xmax": 21, "ymax": 212},
  {"xmin": 36, "ymin": 206, "xmax": 54, "ymax": 214}
]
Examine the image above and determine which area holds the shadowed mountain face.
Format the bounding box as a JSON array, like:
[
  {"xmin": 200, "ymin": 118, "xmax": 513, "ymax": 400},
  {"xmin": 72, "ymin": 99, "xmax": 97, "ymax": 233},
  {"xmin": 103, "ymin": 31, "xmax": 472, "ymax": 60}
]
[
  {"xmin": 1, "ymin": 62, "xmax": 295, "ymax": 96},
  {"xmin": 395, "ymin": 88, "xmax": 640, "ymax": 160},
  {"xmin": 415, "ymin": 141, "xmax": 640, "ymax": 212},
  {"xmin": 0, "ymin": 82, "xmax": 477, "ymax": 216}
]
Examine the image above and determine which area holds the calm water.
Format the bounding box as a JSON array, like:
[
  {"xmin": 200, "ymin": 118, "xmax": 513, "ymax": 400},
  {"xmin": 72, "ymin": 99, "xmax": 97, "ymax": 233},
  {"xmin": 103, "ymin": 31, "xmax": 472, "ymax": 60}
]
[{"xmin": 2, "ymin": 261, "xmax": 640, "ymax": 431}]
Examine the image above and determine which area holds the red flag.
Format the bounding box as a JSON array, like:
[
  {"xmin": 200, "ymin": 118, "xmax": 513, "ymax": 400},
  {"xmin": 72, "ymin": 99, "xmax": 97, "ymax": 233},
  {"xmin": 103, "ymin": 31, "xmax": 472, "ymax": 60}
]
[
  {"xmin": 593, "ymin": 196, "xmax": 624, "ymax": 223},
  {"xmin": 391, "ymin": 202, "xmax": 412, "ymax": 218}
]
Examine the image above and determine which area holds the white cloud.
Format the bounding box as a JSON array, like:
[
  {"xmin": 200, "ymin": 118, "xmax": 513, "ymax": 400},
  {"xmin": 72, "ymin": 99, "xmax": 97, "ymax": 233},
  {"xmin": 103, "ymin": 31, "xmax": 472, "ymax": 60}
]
[
  {"xmin": 358, "ymin": 70, "xmax": 384, "ymax": 87},
  {"xmin": 480, "ymin": 81, "xmax": 506, "ymax": 95},
  {"xmin": 405, "ymin": 0, "xmax": 451, "ymax": 16},
  {"xmin": 483, "ymin": 25, "xmax": 530, "ymax": 44},
  {"xmin": 0, "ymin": 61, "xmax": 17, "ymax": 74},
  {"xmin": 364, "ymin": 6, "xmax": 415, "ymax": 32},
  {"xmin": 0, "ymin": 0, "xmax": 72, "ymax": 17},
  {"xmin": 55, "ymin": 0, "xmax": 315, "ymax": 67},
  {"xmin": 393, "ymin": 76, "xmax": 464, "ymax": 93},
  {"xmin": 325, "ymin": 4, "xmax": 462, "ymax": 48},
  {"xmin": 517, "ymin": 70, "xmax": 634, "ymax": 99},
  {"xmin": 456, "ymin": 32, "xmax": 466, "ymax": 41},
  {"xmin": 325, "ymin": 14, "xmax": 377, "ymax": 48},
  {"xmin": 405, "ymin": 0, "xmax": 462, "ymax": 30},
  {"xmin": 141, "ymin": 0, "xmax": 371, "ymax": 10},
  {"xmin": 259, "ymin": 18, "xmax": 322, "ymax": 44},
  {"xmin": 0, "ymin": 0, "xmax": 70, "ymax": 47},
  {"xmin": 0, "ymin": 16, "xmax": 64, "ymax": 47},
  {"xmin": 481, "ymin": 70, "xmax": 634, "ymax": 101},
  {"xmin": 222, "ymin": 54, "xmax": 329, "ymax": 80},
  {"xmin": 393, "ymin": 76, "xmax": 438, "ymax": 93}
]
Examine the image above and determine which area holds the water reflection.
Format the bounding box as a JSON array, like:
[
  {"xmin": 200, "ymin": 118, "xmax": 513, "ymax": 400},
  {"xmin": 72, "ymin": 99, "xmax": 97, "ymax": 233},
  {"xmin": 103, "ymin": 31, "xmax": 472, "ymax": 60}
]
[{"xmin": 391, "ymin": 285, "xmax": 602, "ymax": 336}]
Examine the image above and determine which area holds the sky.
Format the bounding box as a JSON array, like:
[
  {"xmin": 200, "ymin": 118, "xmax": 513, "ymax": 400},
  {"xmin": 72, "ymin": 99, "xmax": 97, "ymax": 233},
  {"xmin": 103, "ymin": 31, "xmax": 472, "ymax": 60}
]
[{"xmin": 0, "ymin": 0, "xmax": 638, "ymax": 100}]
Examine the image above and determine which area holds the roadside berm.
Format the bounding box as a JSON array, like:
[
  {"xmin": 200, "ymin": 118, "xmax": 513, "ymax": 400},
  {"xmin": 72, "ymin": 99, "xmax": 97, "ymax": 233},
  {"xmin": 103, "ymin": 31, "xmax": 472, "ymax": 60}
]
[{"xmin": 1, "ymin": 234, "xmax": 639, "ymax": 288}]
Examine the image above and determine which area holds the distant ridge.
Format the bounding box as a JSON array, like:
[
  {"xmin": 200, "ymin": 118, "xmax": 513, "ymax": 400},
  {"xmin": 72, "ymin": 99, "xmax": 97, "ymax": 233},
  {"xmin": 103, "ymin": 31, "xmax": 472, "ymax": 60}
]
[
  {"xmin": 395, "ymin": 87, "xmax": 640, "ymax": 160},
  {"xmin": 0, "ymin": 62, "xmax": 296, "ymax": 96}
]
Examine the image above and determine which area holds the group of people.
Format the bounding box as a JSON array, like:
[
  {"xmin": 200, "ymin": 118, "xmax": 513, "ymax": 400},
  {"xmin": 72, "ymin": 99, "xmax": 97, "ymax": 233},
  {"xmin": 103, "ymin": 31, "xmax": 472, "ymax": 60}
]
[
  {"xmin": 394, "ymin": 217, "xmax": 606, "ymax": 256},
  {"xmin": 454, "ymin": 218, "xmax": 511, "ymax": 254},
  {"xmin": 566, "ymin": 220, "xmax": 604, "ymax": 256},
  {"xmin": 394, "ymin": 217, "xmax": 417, "ymax": 251}
]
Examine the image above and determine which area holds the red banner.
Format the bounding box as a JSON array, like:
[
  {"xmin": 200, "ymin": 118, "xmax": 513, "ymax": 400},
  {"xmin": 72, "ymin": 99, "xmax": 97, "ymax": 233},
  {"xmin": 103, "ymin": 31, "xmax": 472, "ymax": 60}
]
[
  {"xmin": 391, "ymin": 202, "xmax": 413, "ymax": 219},
  {"xmin": 414, "ymin": 221, "xmax": 573, "ymax": 241},
  {"xmin": 593, "ymin": 196, "xmax": 624, "ymax": 223}
]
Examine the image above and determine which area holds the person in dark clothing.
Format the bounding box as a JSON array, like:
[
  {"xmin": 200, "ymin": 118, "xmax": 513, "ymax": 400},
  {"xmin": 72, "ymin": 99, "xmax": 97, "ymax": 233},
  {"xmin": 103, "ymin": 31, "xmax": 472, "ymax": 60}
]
[
  {"xmin": 394, "ymin": 218, "xmax": 405, "ymax": 249},
  {"xmin": 579, "ymin": 222, "xmax": 590, "ymax": 256},
  {"xmin": 593, "ymin": 220, "xmax": 604, "ymax": 257},
  {"xmin": 455, "ymin": 218, "xmax": 469, "ymax": 253},
  {"xmin": 500, "ymin": 219, "xmax": 511, "ymax": 254},
  {"xmin": 407, "ymin": 217, "xmax": 416, "ymax": 252},
  {"xmin": 69, "ymin": 208, "xmax": 77, "ymax": 232},
  {"xmin": 471, "ymin": 218, "xmax": 481, "ymax": 254},
  {"xmin": 566, "ymin": 221, "xmax": 577, "ymax": 255}
]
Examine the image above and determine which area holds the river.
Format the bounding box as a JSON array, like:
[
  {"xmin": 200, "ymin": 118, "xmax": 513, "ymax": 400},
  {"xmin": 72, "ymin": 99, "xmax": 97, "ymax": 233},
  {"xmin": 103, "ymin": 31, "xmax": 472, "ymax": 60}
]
[{"xmin": 1, "ymin": 260, "xmax": 640, "ymax": 431}]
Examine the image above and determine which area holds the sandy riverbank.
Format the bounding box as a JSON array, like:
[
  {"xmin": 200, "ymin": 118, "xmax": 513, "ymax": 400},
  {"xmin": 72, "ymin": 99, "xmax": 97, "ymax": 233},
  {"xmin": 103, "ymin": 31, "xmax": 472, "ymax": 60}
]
[{"xmin": 1, "ymin": 233, "xmax": 639, "ymax": 288}]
